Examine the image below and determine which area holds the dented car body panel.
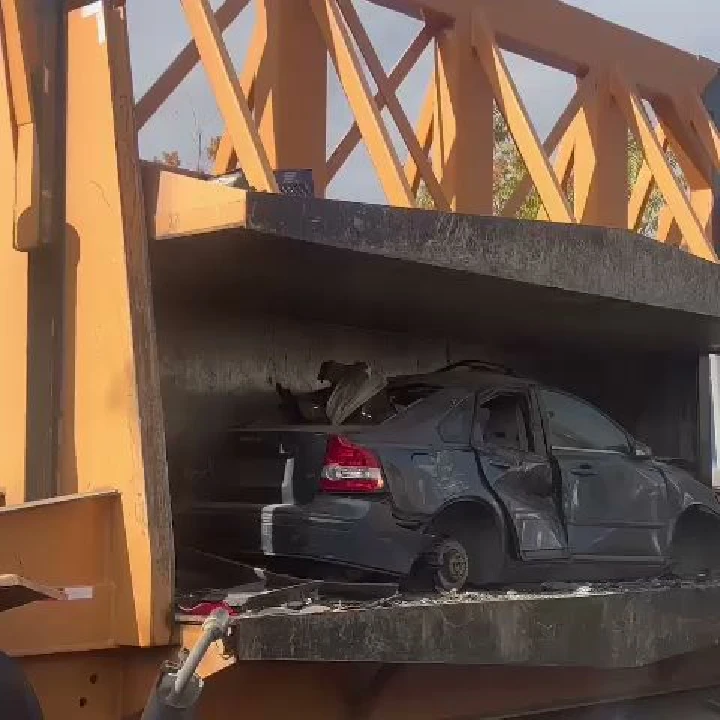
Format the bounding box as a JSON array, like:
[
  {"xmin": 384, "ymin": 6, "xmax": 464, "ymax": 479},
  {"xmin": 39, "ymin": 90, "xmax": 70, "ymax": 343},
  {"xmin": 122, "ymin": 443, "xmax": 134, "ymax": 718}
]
[{"xmin": 179, "ymin": 368, "xmax": 720, "ymax": 584}]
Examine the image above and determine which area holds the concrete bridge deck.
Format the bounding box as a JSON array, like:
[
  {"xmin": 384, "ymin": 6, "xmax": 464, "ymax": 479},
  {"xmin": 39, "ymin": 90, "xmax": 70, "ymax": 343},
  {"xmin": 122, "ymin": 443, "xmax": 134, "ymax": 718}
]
[
  {"xmin": 226, "ymin": 580, "xmax": 720, "ymax": 668},
  {"xmin": 151, "ymin": 193, "xmax": 720, "ymax": 354}
]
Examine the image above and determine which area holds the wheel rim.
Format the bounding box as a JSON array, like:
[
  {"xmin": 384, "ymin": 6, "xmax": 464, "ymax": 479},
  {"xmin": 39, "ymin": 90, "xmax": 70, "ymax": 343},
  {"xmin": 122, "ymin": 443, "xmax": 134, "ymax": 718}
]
[{"xmin": 437, "ymin": 541, "xmax": 469, "ymax": 590}]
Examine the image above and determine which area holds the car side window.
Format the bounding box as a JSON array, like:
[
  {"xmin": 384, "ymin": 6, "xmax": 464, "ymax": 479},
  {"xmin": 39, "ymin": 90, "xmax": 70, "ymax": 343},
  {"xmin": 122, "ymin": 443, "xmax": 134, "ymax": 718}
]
[
  {"xmin": 438, "ymin": 396, "xmax": 474, "ymax": 444},
  {"xmin": 474, "ymin": 393, "xmax": 532, "ymax": 452},
  {"xmin": 540, "ymin": 389, "xmax": 630, "ymax": 453}
]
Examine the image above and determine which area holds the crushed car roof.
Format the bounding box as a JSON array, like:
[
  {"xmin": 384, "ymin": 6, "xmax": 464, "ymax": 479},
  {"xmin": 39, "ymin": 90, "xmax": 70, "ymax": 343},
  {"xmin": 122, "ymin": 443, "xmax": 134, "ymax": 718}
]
[{"xmin": 388, "ymin": 368, "xmax": 537, "ymax": 391}]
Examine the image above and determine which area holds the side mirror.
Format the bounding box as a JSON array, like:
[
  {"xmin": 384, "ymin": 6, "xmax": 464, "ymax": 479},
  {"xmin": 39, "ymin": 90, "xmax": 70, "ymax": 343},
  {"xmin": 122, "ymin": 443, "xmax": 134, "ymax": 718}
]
[{"xmin": 634, "ymin": 442, "xmax": 652, "ymax": 460}]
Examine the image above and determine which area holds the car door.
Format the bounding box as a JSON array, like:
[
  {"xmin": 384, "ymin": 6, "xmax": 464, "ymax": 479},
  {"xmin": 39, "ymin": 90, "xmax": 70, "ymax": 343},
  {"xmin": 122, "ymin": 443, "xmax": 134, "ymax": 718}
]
[
  {"xmin": 538, "ymin": 388, "xmax": 668, "ymax": 561},
  {"xmin": 473, "ymin": 389, "xmax": 567, "ymax": 560}
]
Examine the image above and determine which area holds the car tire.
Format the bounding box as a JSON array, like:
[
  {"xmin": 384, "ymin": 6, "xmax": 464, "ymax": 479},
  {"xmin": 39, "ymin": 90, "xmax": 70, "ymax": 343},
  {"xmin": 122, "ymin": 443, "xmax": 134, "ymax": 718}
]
[
  {"xmin": 0, "ymin": 652, "xmax": 44, "ymax": 720},
  {"xmin": 669, "ymin": 510, "xmax": 720, "ymax": 580},
  {"xmin": 431, "ymin": 537, "xmax": 471, "ymax": 592}
]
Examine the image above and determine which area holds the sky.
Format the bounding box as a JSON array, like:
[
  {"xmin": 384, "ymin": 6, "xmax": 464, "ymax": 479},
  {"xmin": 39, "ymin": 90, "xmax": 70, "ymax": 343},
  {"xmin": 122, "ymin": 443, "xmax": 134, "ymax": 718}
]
[{"xmin": 126, "ymin": 0, "xmax": 720, "ymax": 204}]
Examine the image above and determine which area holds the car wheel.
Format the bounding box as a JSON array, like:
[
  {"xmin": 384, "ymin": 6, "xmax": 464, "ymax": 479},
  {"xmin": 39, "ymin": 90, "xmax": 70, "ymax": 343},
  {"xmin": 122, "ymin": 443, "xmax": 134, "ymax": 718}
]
[
  {"xmin": 432, "ymin": 538, "xmax": 470, "ymax": 591},
  {"xmin": 0, "ymin": 652, "xmax": 44, "ymax": 720},
  {"xmin": 670, "ymin": 511, "xmax": 720, "ymax": 579}
]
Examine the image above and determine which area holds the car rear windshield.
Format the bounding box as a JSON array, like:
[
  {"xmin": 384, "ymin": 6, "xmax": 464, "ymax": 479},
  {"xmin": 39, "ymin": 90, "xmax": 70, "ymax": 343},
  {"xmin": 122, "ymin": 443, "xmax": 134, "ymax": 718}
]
[{"xmin": 345, "ymin": 384, "xmax": 439, "ymax": 425}]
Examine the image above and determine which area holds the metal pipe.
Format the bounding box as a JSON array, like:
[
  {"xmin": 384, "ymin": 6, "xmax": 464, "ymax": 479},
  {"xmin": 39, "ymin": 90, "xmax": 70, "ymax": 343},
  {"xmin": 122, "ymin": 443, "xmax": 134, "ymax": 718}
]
[
  {"xmin": 167, "ymin": 608, "xmax": 231, "ymax": 703},
  {"xmin": 140, "ymin": 608, "xmax": 231, "ymax": 720}
]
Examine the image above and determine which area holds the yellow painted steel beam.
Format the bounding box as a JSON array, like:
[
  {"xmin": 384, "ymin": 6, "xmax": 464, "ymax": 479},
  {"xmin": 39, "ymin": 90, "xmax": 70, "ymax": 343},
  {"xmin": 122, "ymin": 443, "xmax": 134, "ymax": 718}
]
[
  {"xmin": 134, "ymin": 0, "xmax": 251, "ymax": 130},
  {"xmin": 213, "ymin": 14, "xmax": 266, "ymax": 175},
  {"xmin": 0, "ymin": 20, "xmax": 28, "ymax": 505},
  {"xmin": 472, "ymin": 13, "xmax": 574, "ymax": 224},
  {"xmin": 0, "ymin": 492, "xmax": 120, "ymax": 655},
  {"xmin": 327, "ymin": 26, "xmax": 434, "ymax": 184},
  {"xmin": 13, "ymin": 123, "xmax": 40, "ymax": 250},
  {"xmin": 502, "ymin": 73, "xmax": 597, "ymax": 218},
  {"xmin": 0, "ymin": 0, "xmax": 34, "ymax": 127},
  {"xmin": 337, "ymin": 0, "xmax": 448, "ymax": 210},
  {"xmin": 252, "ymin": 1, "xmax": 328, "ymax": 194},
  {"xmin": 405, "ymin": 77, "xmax": 435, "ymax": 196},
  {"xmin": 62, "ymin": 3, "xmax": 174, "ymax": 645},
  {"xmin": 434, "ymin": 17, "xmax": 494, "ymax": 214},
  {"xmin": 181, "ymin": 0, "xmax": 278, "ymax": 192},
  {"xmin": 610, "ymin": 70, "xmax": 717, "ymax": 262},
  {"xmin": 368, "ymin": 0, "xmax": 719, "ymax": 97},
  {"xmin": 573, "ymin": 75, "xmax": 627, "ymax": 227},
  {"xmin": 143, "ymin": 164, "xmax": 249, "ymax": 239},
  {"xmin": 1, "ymin": 0, "xmax": 40, "ymax": 250},
  {"xmin": 310, "ymin": 0, "xmax": 413, "ymax": 207},
  {"xmin": 653, "ymin": 100, "xmax": 714, "ymax": 235}
]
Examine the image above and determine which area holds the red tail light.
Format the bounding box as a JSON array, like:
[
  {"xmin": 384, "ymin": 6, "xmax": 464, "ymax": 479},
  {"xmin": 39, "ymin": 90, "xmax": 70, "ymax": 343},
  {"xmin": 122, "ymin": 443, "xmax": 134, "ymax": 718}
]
[{"xmin": 319, "ymin": 436, "xmax": 385, "ymax": 494}]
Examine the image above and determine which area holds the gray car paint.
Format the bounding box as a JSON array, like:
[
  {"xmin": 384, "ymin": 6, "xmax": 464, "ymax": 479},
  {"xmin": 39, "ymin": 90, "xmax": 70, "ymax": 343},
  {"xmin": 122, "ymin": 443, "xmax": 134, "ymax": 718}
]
[{"xmin": 181, "ymin": 370, "xmax": 720, "ymax": 582}]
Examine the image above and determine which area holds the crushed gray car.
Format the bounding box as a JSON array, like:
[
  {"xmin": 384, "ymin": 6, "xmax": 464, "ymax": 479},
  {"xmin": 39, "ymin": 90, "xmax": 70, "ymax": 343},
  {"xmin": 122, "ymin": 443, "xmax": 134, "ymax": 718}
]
[{"xmin": 178, "ymin": 361, "xmax": 720, "ymax": 590}]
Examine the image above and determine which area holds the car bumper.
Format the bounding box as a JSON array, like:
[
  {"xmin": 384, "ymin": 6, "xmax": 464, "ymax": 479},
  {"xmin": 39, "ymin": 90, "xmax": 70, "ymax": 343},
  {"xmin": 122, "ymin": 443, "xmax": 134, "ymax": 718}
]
[{"xmin": 184, "ymin": 497, "xmax": 427, "ymax": 576}]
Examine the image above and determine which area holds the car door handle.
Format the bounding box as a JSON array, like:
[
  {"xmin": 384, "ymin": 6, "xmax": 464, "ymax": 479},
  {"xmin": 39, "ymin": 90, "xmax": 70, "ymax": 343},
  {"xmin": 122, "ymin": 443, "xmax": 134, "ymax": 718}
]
[{"xmin": 571, "ymin": 463, "xmax": 596, "ymax": 477}]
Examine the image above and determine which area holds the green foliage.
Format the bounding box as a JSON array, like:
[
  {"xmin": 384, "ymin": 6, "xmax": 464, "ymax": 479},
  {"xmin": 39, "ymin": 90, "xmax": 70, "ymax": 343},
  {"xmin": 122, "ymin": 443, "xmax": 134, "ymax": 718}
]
[
  {"xmin": 415, "ymin": 106, "xmax": 686, "ymax": 240},
  {"xmin": 154, "ymin": 150, "xmax": 181, "ymax": 168}
]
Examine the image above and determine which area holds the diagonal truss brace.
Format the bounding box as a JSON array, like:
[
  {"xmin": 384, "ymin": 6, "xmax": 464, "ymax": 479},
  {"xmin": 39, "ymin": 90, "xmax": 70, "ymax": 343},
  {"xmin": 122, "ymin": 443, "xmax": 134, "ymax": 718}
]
[
  {"xmin": 337, "ymin": 0, "xmax": 448, "ymax": 210},
  {"xmin": 471, "ymin": 12, "xmax": 574, "ymax": 224},
  {"xmin": 180, "ymin": 0, "xmax": 278, "ymax": 192},
  {"xmin": 135, "ymin": 0, "xmax": 251, "ymax": 130},
  {"xmin": 310, "ymin": 0, "xmax": 413, "ymax": 207},
  {"xmin": 502, "ymin": 71, "xmax": 598, "ymax": 219},
  {"xmin": 610, "ymin": 70, "xmax": 717, "ymax": 262},
  {"xmin": 213, "ymin": 16, "xmax": 266, "ymax": 175},
  {"xmin": 327, "ymin": 25, "xmax": 434, "ymax": 185}
]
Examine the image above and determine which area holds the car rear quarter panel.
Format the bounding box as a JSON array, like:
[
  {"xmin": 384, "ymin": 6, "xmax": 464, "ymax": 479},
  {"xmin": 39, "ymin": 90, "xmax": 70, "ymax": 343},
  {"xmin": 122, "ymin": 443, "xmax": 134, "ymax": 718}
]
[{"xmin": 347, "ymin": 388, "xmax": 501, "ymax": 519}]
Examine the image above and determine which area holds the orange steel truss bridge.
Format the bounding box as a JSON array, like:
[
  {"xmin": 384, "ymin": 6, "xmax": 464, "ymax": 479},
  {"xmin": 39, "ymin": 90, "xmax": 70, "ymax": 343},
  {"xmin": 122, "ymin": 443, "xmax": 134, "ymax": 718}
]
[
  {"xmin": 142, "ymin": 0, "xmax": 718, "ymax": 257},
  {"xmin": 2, "ymin": 1, "xmax": 720, "ymax": 260}
]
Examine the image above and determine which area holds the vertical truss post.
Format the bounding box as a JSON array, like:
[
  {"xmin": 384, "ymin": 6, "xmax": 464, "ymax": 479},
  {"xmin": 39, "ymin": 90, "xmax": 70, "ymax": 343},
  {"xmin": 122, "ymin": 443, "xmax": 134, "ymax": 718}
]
[
  {"xmin": 0, "ymin": 15, "xmax": 28, "ymax": 505},
  {"xmin": 703, "ymin": 73, "xmax": 720, "ymax": 253},
  {"xmin": 62, "ymin": 2, "xmax": 173, "ymax": 645},
  {"xmin": 254, "ymin": 0, "xmax": 328, "ymax": 195},
  {"xmin": 433, "ymin": 15, "xmax": 493, "ymax": 214},
  {"xmin": 574, "ymin": 74, "xmax": 627, "ymax": 227}
]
